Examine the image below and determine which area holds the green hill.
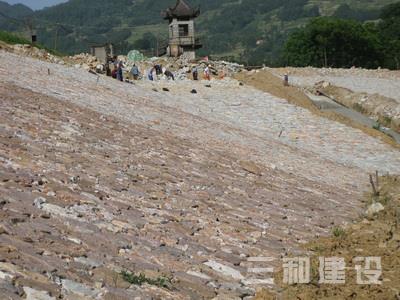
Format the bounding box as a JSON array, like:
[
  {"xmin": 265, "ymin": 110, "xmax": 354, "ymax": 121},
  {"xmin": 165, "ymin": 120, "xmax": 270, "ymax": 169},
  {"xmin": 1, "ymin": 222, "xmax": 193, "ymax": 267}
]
[
  {"xmin": 0, "ymin": 1, "xmax": 33, "ymax": 32},
  {"xmin": 0, "ymin": 0, "xmax": 397, "ymax": 64},
  {"xmin": 0, "ymin": 1, "xmax": 32, "ymax": 18}
]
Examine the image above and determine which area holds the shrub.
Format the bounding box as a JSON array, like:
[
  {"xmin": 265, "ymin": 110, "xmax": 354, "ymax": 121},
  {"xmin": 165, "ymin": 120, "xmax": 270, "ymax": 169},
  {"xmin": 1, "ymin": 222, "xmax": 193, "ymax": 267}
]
[
  {"xmin": 121, "ymin": 271, "xmax": 172, "ymax": 290},
  {"xmin": 0, "ymin": 30, "xmax": 30, "ymax": 45},
  {"xmin": 332, "ymin": 226, "xmax": 346, "ymax": 238}
]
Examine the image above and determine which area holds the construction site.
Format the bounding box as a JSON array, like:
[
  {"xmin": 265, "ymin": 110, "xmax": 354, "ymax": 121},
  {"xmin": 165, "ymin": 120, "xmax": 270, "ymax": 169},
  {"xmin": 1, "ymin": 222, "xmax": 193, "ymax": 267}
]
[
  {"xmin": 2, "ymin": 0, "xmax": 400, "ymax": 297},
  {"xmin": 0, "ymin": 27, "xmax": 400, "ymax": 299}
]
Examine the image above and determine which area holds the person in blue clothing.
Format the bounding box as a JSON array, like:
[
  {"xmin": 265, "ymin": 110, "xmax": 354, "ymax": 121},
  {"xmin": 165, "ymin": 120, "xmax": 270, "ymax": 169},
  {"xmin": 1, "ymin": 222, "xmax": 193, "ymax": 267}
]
[
  {"xmin": 130, "ymin": 64, "xmax": 140, "ymax": 80},
  {"xmin": 148, "ymin": 67, "xmax": 155, "ymax": 81}
]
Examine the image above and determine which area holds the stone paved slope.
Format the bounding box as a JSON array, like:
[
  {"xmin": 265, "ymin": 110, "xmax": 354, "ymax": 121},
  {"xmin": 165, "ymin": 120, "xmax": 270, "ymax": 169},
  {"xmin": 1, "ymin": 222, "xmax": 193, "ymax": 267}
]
[
  {"xmin": 0, "ymin": 51, "xmax": 399, "ymax": 299},
  {"xmin": 1, "ymin": 52, "xmax": 399, "ymax": 187}
]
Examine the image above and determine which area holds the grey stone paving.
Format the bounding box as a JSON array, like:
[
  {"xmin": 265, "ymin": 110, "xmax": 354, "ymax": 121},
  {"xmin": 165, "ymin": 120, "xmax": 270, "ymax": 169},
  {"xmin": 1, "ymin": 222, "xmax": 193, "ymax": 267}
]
[{"xmin": 1, "ymin": 51, "xmax": 399, "ymax": 192}]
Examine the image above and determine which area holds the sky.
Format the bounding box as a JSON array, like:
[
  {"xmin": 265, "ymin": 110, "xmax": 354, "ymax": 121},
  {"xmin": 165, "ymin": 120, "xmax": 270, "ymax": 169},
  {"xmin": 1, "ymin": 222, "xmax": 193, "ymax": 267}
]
[{"xmin": 4, "ymin": 0, "xmax": 68, "ymax": 10}]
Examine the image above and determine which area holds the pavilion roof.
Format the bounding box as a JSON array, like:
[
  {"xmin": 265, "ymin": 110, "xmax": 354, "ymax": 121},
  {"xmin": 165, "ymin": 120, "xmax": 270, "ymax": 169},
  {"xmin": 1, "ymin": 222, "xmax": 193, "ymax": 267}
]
[{"xmin": 162, "ymin": 0, "xmax": 200, "ymax": 20}]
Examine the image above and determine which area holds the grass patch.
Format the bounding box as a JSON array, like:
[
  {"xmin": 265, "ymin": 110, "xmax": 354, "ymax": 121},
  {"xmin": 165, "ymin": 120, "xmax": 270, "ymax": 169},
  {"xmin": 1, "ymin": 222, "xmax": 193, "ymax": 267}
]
[
  {"xmin": 121, "ymin": 270, "xmax": 172, "ymax": 290},
  {"xmin": 309, "ymin": 244, "xmax": 325, "ymax": 253},
  {"xmin": 0, "ymin": 30, "xmax": 30, "ymax": 45},
  {"xmin": 332, "ymin": 226, "xmax": 346, "ymax": 238},
  {"xmin": 380, "ymin": 115, "xmax": 392, "ymax": 127},
  {"xmin": 372, "ymin": 122, "xmax": 381, "ymax": 131},
  {"xmin": 352, "ymin": 102, "xmax": 366, "ymax": 113},
  {"xmin": 0, "ymin": 30, "xmax": 63, "ymax": 57},
  {"xmin": 374, "ymin": 116, "xmax": 392, "ymax": 130},
  {"xmin": 379, "ymin": 194, "xmax": 392, "ymax": 205}
]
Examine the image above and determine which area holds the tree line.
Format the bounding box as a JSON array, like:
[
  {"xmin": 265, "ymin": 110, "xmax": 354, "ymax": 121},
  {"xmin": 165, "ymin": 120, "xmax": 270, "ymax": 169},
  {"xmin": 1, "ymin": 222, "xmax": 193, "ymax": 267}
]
[{"xmin": 283, "ymin": 2, "xmax": 400, "ymax": 69}]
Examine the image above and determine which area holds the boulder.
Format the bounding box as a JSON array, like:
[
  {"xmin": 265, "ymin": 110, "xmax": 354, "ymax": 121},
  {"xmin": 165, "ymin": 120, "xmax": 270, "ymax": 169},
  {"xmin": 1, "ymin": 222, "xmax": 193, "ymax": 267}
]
[
  {"xmin": 366, "ymin": 202, "xmax": 384, "ymax": 216},
  {"xmin": 23, "ymin": 287, "xmax": 56, "ymax": 300},
  {"xmin": 204, "ymin": 260, "xmax": 244, "ymax": 280}
]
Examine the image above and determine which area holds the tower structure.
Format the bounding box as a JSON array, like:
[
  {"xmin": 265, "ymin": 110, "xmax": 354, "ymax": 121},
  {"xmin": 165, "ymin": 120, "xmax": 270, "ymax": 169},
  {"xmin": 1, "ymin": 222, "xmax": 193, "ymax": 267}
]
[{"xmin": 162, "ymin": 0, "xmax": 201, "ymax": 59}]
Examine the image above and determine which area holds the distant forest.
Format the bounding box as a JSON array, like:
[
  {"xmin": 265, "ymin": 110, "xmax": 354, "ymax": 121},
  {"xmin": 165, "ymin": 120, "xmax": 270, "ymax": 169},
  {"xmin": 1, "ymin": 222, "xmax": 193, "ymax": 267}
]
[
  {"xmin": 285, "ymin": 3, "xmax": 400, "ymax": 69},
  {"xmin": 0, "ymin": 0, "xmax": 399, "ymax": 69}
]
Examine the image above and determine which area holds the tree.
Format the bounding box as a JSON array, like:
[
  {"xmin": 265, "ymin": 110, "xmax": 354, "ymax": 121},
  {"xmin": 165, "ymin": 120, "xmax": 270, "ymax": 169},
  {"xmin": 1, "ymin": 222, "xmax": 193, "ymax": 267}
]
[
  {"xmin": 133, "ymin": 32, "xmax": 157, "ymax": 51},
  {"xmin": 333, "ymin": 4, "xmax": 379, "ymax": 22},
  {"xmin": 378, "ymin": 2, "xmax": 400, "ymax": 69},
  {"xmin": 284, "ymin": 17, "xmax": 382, "ymax": 68}
]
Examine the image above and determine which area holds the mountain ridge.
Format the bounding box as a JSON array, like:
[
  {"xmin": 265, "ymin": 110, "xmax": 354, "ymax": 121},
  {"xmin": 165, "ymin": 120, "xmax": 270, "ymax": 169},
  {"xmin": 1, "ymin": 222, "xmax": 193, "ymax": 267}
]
[
  {"xmin": 3, "ymin": 0, "xmax": 68, "ymax": 10},
  {"xmin": 0, "ymin": 0, "xmax": 398, "ymax": 64}
]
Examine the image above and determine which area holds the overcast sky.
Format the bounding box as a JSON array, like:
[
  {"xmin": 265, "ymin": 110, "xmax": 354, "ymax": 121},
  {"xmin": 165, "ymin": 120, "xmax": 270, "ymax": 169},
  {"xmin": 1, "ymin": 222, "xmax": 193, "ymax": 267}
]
[{"xmin": 4, "ymin": 0, "xmax": 68, "ymax": 10}]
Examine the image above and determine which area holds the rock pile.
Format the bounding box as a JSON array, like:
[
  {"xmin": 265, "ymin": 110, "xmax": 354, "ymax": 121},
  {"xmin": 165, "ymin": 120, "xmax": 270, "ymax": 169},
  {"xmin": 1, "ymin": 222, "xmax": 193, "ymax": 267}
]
[
  {"xmin": 1, "ymin": 43, "xmax": 104, "ymax": 72},
  {"xmin": 67, "ymin": 53, "xmax": 100, "ymax": 71},
  {"xmin": 6, "ymin": 44, "xmax": 64, "ymax": 64},
  {"xmin": 2, "ymin": 40, "xmax": 244, "ymax": 81},
  {"xmin": 121, "ymin": 55, "xmax": 245, "ymax": 81}
]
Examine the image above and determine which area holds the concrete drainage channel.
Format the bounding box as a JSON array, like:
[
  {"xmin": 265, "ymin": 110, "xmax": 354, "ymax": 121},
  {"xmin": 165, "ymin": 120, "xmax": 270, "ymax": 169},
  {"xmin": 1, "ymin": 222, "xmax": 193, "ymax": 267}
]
[{"xmin": 306, "ymin": 92, "xmax": 400, "ymax": 144}]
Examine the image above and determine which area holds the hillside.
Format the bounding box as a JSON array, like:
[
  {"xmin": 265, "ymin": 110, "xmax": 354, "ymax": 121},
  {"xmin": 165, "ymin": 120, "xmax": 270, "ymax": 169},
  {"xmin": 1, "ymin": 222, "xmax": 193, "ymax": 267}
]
[
  {"xmin": 5, "ymin": 0, "xmax": 68, "ymax": 10},
  {"xmin": 0, "ymin": 0, "xmax": 31, "ymax": 17},
  {"xmin": 0, "ymin": 1, "xmax": 32, "ymax": 31},
  {"xmin": 0, "ymin": 0, "xmax": 397, "ymax": 64}
]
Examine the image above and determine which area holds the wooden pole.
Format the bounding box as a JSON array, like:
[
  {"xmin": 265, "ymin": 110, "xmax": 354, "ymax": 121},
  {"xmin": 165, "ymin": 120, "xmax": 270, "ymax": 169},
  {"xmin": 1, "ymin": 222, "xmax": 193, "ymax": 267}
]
[{"xmin": 369, "ymin": 174, "xmax": 378, "ymax": 196}]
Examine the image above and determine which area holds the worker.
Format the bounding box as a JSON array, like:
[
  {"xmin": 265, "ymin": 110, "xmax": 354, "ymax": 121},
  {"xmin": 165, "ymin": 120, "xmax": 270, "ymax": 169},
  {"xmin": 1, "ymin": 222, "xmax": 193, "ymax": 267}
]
[
  {"xmin": 111, "ymin": 64, "xmax": 118, "ymax": 79},
  {"xmin": 155, "ymin": 64, "xmax": 162, "ymax": 76},
  {"xmin": 164, "ymin": 69, "xmax": 175, "ymax": 80},
  {"xmin": 192, "ymin": 66, "xmax": 198, "ymax": 80},
  {"xmin": 116, "ymin": 61, "xmax": 124, "ymax": 82},
  {"xmin": 130, "ymin": 64, "xmax": 140, "ymax": 80},
  {"xmin": 204, "ymin": 65, "xmax": 211, "ymax": 80},
  {"xmin": 283, "ymin": 74, "xmax": 289, "ymax": 86},
  {"xmin": 148, "ymin": 67, "xmax": 155, "ymax": 81},
  {"xmin": 105, "ymin": 63, "xmax": 111, "ymax": 76}
]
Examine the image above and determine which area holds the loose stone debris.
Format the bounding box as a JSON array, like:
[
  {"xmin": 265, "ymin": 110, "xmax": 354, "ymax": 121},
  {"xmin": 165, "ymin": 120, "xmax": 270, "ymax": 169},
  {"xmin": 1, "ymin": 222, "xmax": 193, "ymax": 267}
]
[
  {"xmin": 366, "ymin": 202, "xmax": 385, "ymax": 216},
  {"xmin": 1, "ymin": 42, "xmax": 245, "ymax": 82},
  {"xmin": 23, "ymin": 287, "xmax": 56, "ymax": 300}
]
